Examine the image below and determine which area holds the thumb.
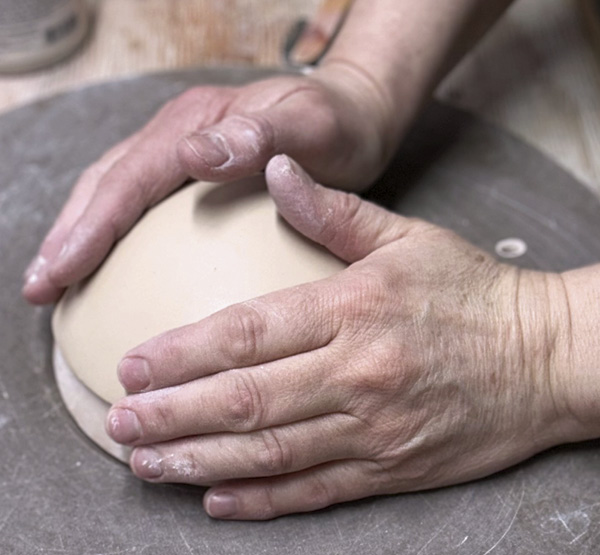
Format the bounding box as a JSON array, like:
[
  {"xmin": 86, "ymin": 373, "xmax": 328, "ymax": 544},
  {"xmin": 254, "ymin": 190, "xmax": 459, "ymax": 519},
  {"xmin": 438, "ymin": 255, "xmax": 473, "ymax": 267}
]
[
  {"xmin": 177, "ymin": 112, "xmax": 277, "ymax": 181},
  {"xmin": 176, "ymin": 87, "xmax": 363, "ymax": 187},
  {"xmin": 265, "ymin": 155, "xmax": 417, "ymax": 263},
  {"xmin": 176, "ymin": 90, "xmax": 338, "ymax": 183}
]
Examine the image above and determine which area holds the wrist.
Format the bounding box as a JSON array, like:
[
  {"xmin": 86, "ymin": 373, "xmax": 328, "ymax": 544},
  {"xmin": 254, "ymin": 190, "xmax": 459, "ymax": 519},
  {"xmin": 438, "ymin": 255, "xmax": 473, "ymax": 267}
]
[
  {"xmin": 515, "ymin": 267, "xmax": 600, "ymax": 447},
  {"xmin": 554, "ymin": 265, "xmax": 600, "ymax": 440},
  {"xmin": 310, "ymin": 60, "xmax": 415, "ymax": 186}
]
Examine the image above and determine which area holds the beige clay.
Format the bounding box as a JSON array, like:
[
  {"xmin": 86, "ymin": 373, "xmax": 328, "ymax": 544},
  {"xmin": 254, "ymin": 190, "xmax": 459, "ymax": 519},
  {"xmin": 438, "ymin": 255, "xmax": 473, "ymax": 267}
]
[
  {"xmin": 52, "ymin": 177, "xmax": 346, "ymax": 458},
  {"xmin": 53, "ymin": 345, "xmax": 131, "ymax": 461}
]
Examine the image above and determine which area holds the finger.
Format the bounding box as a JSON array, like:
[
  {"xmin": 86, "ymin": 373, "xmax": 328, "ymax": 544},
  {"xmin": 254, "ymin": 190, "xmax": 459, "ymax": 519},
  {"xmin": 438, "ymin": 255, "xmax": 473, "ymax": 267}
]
[
  {"xmin": 117, "ymin": 281, "xmax": 342, "ymax": 394},
  {"xmin": 46, "ymin": 134, "xmax": 191, "ymax": 288},
  {"xmin": 203, "ymin": 460, "xmax": 382, "ymax": 520},
  {"xmin": 107, "ymin": 348, "xmax": 347, "ymax": 446},
  {"xmin": 177, "ymin": 93, "xmax": 342, "ymax": 184},
  {"xmin": 22, "ymin": 134, "xmax": 140, "ymax": 304},
  {"xmin": 40, "ymin": 84, "xmax": 237, "ymax": 289},
  {"xmin": 129, "ymin": 414, "xmax": 360, "ymax": 484},
  {"xmin": 265, "ymin": 154, "xmax": 422, "ymax": 263},
  {"xmin": 25, "ymin": 86, "xmax": 239, "ymax": 299}
]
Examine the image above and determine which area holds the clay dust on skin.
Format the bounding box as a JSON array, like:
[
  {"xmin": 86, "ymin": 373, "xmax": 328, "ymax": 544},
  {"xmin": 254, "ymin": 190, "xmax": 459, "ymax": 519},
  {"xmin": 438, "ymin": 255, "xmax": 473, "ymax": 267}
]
[
  {"xmin": 124, "ymin": 384, "xmax": 185, "ymax": 406},
  {"xmin": 137, "ymin": 450, "xmax": 196, "ymax": 480},
  {"xmin": 165, "ymin": 453, "xmax": 195, "ymax": 478},
  {"xmin": 267, "ymin": 155, "xmax": 330, "ymax": 238}
]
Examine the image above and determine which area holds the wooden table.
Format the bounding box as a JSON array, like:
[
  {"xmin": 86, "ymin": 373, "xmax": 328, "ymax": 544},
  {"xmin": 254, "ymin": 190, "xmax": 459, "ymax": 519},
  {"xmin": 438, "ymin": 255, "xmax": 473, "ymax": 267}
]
[{"xmin": 1, "ymin": 0, "xmax": 599, "ymax": 194}]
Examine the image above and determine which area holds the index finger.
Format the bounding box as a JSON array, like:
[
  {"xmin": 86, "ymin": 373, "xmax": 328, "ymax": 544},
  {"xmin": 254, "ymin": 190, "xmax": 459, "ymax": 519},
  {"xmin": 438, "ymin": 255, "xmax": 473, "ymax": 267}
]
[
  {"xmin": 22, "ymin": 133, "xmax": 141, "ymax": 304},
  {"xmin": 38, "ymin": 87, "xmax": 238, "ymax": 292}
]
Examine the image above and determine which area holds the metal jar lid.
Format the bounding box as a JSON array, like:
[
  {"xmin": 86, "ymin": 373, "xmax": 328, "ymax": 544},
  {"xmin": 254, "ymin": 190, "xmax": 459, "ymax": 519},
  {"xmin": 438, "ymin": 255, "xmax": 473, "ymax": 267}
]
[{"xmin": 0, "ymin": 0, "xmax": 91, "ymax": 73}]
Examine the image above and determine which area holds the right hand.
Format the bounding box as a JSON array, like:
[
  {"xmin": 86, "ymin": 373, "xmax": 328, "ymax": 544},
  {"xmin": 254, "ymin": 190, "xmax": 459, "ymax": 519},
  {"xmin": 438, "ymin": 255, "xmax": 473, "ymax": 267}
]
[
  {"xmin": 106, "ymin": 156, "xmax": 580, "ymax": 520},
  {"xmin": 22, "ymin": 62, "xmax": 399, "ymax": 304}
]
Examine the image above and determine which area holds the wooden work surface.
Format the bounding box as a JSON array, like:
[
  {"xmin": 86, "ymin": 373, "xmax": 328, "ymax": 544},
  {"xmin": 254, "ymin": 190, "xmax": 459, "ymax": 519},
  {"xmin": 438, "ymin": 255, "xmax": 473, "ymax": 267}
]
[{"xmin": 1, "ymin": 0, "xmax": 599, "ymax": 195}]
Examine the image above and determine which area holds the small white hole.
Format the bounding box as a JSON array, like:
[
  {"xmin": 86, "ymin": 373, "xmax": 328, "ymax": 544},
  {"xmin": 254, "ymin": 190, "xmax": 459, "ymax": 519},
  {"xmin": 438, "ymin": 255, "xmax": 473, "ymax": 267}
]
[{"xmin": 495, "ymin": 238, "xmax": 528, "ymax": 259}]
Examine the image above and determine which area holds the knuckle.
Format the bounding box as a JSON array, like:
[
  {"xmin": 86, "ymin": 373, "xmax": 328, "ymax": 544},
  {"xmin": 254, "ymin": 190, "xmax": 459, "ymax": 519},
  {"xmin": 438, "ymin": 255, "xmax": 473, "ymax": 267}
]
[
  {"xmin": 151, "ymin": 330, "xmax": 186, "ymax": 367},
  {"xmin": 166, "ymin": 87, "xmax": 214, "ymax": 113},
  {"xmin": 409, "ymin": 220, "xmax": 462, "ymax": 250},
  {"xmin": 347, "ymin": 355, "xmax": 401, "ymax": 402},
  {"xmin": 224, "ymin": 303, "xmax": 267, "ymax": 366},
  {"xmin": 253, "ymin": 474, "xmax": 338, "ymax": 519},
  {"xmin": 173, "ymin": 87, "xmax": 204, "ymax": 107},
  {"xmin": 335, "ymin": 348, "xmax": 407, "ymax": 417},
  {"xmin": 111, "ymin": 155, "xmax": 156, "ymax": 202},
  {"xmin": 320, "ymin": 193, "xmax": 363, "ymax": 247},
  {"xmin": 334, "ymin": 271, "xmax": 391, "ymax": 333},
  {"xmin": 257, "ymin": 487, "xmax": 279, "ymax": 520},
  {"xmin": 77, "ymin": 162, "xmax": 105, "ymax": 185},
  {"xmin": 421, "ymin": 221, "xmax": 456, "ymax": 239},
  {"xmin": 78, "ymin": 139, "xmax": 132, "ymax": 185},
  {"xmin": 92, "ymin": 165, "xmax": 154, "ymax": 241},
  {"xmin": 224, "ymin": 113, "xmax": 275, "ymax": 155},
  {"xmin": 306, "ymin": 474, "xmax": 337, "ymax": 510},
  {"xmin": 150, "ymin": 401, "xmax": 177, "ymax": 434},
  {"xmin": 223, "ymin": 370, "xmax": 264, "ymax": 432},
  {"xmin": 104, "ymin": 205, "xmax": 136, "ymax": 243},
  {"xmin": 158, "ymin": 86, "xmax": 234, "ymax": 132},
  {"xmin": 386, "ymin": 452, "xmax": 444, "ymax": 489},
  {"xmin": 255, "ymin": 429, "xmax": 293, "ymax": 475},
  {"xmin": 226, "ymin": 112, "xmax": 262, "ymax": 132}
]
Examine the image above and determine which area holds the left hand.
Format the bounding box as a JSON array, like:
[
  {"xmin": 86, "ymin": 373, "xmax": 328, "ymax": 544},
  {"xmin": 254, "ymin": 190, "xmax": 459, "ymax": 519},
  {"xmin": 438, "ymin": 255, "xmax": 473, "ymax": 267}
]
[
  {"xmin": 22, "ymin": 65, "xmax": 397, "ymax": 305},
  {"xmin": 106, "ymin": 155, "xmax": 578, "ymax": 520}
]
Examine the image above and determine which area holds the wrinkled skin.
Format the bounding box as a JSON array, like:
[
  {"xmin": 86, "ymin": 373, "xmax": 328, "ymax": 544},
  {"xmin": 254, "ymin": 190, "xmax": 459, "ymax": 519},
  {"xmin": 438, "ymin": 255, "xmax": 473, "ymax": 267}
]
[
  {"xmin": 22, "ymin": 65, "xmax": 394, "ymax": 304},
  {"xmin": 22, "ymin": 67, "xmax": 578, "ymax": 520},
  {"xmin": 104, "ymin": 156, "xmax": 574, "ymax": 520}
]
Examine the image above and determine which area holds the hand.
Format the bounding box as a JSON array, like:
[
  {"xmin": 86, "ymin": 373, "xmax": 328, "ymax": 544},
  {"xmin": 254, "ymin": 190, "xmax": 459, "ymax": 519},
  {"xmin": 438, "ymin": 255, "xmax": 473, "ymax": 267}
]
[
  {"xmin": 105, "ymin": 155, "xmax": 581, "ymax": 520},
  {"xmin": 22, "ymin": 63, "xmax": 397, "ymax": 305}
]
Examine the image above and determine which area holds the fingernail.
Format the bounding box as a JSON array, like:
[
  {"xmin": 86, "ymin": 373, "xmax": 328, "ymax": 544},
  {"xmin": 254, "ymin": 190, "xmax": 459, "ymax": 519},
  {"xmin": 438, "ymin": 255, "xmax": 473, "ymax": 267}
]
[
  {"xmin": 184, "ymin": 133, "xmax": 231, "ymax": 167},
  {"xmin": 118, "ymin": 357, "xmax": 150, "ymax": 392},
  {"xmin": 277, "ymin": 154, "xmax": 294, "ymax": 173},
  {"xmin": 133, "ymin": 448, "xmax": 163, "ymax": 479},
  {"xmin": 268, "ymin": 155, "xmax": 315, "ymax": 188},
  {"xmin": 206, "ymin": 492, "xmax": 238, "ymax": 519},
  {"xmin": 107, "ymin": 408, "xmax": 141, "ymax": 444},
  {"xmin": 24, "ymin": 255, "xmax": 47, "ymax": 284},
  {"xmin": 287, "ymin": 157, "xmax": 315, "ymax": 186}
]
